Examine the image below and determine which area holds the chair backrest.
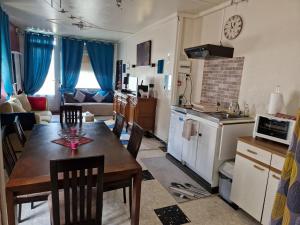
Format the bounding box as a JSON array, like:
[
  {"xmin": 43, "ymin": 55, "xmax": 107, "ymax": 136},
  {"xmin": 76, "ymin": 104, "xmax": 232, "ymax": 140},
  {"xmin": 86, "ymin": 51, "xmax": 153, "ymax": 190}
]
[
  {"xmin": 127, "ymin": 123, "xmax": 144, "ymax": 159},
  {"xmin": 60, "ymin": 105, "xmax": 82, "ymax": 126},
  {"xmin": 2, "ymin": 126, "xmax": 17, "ymax": 176},
  {"xmin": 13, "ymin": 116, "xmax": 26, "ymax": 147},
  {"xmin": 112, "ymin": 113, "xmax": 125, "ymax": 138},
  {"xmin": 50, "ymin": 155, "xmax": 104, "ymax": 225}
]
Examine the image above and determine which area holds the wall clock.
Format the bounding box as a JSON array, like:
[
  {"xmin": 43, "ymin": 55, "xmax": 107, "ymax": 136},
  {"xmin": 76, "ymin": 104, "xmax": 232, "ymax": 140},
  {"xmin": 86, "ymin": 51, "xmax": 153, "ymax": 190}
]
[{"xmin": 224, "ymin": 15, "xmax": 243, "ymax": 40}]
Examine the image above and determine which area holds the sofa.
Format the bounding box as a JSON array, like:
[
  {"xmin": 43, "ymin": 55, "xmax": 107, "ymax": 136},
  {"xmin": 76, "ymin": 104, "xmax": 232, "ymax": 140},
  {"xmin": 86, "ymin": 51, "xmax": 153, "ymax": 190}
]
[
  {"xmin": 62, "ymin": 89, "xmax": 113, "ymax": 116},
  {"xmin": 0, "ymin": 94, "xmax": 52, "ymax": 124}
]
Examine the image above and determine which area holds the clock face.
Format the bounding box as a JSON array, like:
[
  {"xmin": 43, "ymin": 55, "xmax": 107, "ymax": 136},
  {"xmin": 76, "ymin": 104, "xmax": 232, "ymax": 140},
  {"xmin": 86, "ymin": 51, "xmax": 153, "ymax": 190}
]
[{"xmin": 224, "ymin": 15, "xmax": 243, "ymax": 40}]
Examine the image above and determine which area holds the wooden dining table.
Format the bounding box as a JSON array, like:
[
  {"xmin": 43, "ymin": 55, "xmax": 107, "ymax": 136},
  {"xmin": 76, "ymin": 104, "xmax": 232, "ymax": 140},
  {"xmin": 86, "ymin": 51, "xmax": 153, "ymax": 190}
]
[{"xmin": 6, "ymin": 122, "xmax": 142, "ymax": 225}]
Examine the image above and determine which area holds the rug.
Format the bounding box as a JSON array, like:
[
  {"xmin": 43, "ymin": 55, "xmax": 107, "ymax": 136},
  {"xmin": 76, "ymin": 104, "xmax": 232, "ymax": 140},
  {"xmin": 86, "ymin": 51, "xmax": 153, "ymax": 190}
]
[{"xmin": 142, "ymin": 156, "xmax": 211, "ymax": 203}]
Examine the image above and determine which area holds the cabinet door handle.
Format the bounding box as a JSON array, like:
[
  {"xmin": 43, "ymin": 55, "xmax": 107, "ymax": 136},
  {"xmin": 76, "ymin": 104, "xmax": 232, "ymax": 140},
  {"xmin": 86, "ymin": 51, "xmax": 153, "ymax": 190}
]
[
  {"xmin": 253, "ymin": 164, "xmax": 265, "ymax": 171},
  {"xmin": 247, "ymin": 149, "xmax": 258, "ymax": 155},
  {"xmin": 198, "ymin": 133, "xmax": 202, "ymax": 137},
  {"xmin": 179, "ymin": 117, "xmax": 184, "ymax": 121},
  {"xmin": 272, "ymin": 174, "xmax": 281, "ymax": 180}
]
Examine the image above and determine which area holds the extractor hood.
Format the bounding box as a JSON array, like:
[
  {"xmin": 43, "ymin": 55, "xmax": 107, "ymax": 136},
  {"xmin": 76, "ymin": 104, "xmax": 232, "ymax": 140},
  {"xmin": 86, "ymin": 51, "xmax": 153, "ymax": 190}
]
[{"xmin": 184, "ymin": 44, "xmax": 234, "ymax": 59}]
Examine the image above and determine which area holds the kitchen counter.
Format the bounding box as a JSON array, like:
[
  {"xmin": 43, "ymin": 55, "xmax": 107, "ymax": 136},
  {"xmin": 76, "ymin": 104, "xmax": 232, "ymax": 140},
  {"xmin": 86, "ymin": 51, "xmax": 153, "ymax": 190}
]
[
  {"xmin": 238, "ymin": 136, "xmax": 288, "ymax": 157},
  {"xmin": 171, "ymin": 105, "xmax": 255, "ymax": 124}
]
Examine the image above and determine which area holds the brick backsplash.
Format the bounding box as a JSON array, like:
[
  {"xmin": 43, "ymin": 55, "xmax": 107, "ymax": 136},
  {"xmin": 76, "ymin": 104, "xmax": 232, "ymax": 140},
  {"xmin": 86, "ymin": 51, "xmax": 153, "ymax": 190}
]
[{"xmin": 200, "ymin": 57, "xmax": 244, "ymax": 107}]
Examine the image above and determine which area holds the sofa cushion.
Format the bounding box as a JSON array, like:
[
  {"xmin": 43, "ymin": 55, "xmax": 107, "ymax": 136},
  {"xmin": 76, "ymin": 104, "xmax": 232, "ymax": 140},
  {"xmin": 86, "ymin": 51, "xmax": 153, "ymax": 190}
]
[
  {"xmin": 74, "ymin": 90, "xmax": 85, "ymax": 103},
  {"xmin": 15, "ymin": 93, "xmax": 32, "ymax": 112},
  {"xmin": 64, "ymin": 102, "xmax": 113, "ymax": 116},
  {"xmin": 32, "ymin": 111, "xmax": 52, "ymax": 123},
  {"xmin": 28, "ymin": 96, "xmax": 47, "ymax": 111},
  {"xmin": 0, "ymin": 102, "xmax": 13, "ymax": 113}
]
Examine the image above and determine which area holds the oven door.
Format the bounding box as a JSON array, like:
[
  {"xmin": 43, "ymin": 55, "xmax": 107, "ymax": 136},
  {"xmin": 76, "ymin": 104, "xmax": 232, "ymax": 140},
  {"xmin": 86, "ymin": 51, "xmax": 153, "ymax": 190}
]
[{"xmin": 256, "ymin": 116, "xmax": 290, "ymax": 143}]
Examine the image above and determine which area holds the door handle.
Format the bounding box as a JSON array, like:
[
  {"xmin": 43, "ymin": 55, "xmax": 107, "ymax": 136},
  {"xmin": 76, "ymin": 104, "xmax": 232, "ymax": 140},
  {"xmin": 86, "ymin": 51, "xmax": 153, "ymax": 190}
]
[
  {"xmin": 253, "ymin": 164, "xmax": 265, "ymax": 171},
  {"xmin": 272, "ymin": 174, "xmax": 281, "ymax": 180},
  {"xmin": 247, "ymin": 149, "xmax": 258, "ymax": 155}
]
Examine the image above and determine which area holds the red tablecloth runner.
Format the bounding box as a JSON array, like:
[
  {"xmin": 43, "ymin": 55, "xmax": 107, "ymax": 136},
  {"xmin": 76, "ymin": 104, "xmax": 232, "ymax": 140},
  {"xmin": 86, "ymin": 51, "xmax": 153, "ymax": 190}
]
[{"xmin": 51, "ymin": 137, "xmax": 93, "ymax": 148}]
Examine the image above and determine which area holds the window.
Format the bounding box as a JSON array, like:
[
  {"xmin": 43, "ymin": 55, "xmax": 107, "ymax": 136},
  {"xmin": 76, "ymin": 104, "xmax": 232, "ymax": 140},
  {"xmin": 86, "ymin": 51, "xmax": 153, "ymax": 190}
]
[
  {"xmin": 36, "ymin": 49, "xmax": 55, "ymax": 95},
  {"xmin": 76, "ymin": 49, "xmax": 100, "ymax": 89}
]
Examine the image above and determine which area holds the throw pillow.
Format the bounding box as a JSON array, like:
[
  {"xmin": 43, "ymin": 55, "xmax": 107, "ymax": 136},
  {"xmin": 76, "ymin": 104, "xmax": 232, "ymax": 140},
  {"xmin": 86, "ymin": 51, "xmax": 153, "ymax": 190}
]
[
  {"xmin": 102, "ymin": 91, "xmax": 114, "ymax": 103},
  {"xmin": 80, "ymin": 90, "xmax": 97, "ymax": 103},
  {"xmin": 74, "ymin": 90, "xmax": 86, "ymax": 103},
  {"xmin": 93, "ymin": 93, "xmax": 105, "ymax": 103},
  {"xmin": 64, "ymin": 93, "xmax": 78, "ymax": 103},
  {"xmin": 9, "ymin": 99, "xmax": 26, "ymax": 112},
  {"xmin": 15, "ymin": 93, "xmax": 32, "ymax": 112}
]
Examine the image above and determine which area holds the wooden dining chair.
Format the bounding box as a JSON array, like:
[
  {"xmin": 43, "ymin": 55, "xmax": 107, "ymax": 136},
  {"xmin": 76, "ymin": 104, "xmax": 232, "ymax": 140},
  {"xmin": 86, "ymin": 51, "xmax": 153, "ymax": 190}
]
[
  {"xmin": 49, "ymin": 155, "xmax": 104, "ymax": 225},
  {"xmin": 113, "ymin": 113, "xmax": 125, "ymax": 138},
  {"xmin": 2, "ymin": 126, "xmax": 49, "ymax": 223},
  {"xmin": 13, "ymin": 116, "xmax": 27, "ymax": 147},
  {"xmin": 60, "ymin": 105, "xmax": 83, "ymax": 126},
  {"xmin": 106, "ymin": 123, "xmax": 144, "ymax": 215}
]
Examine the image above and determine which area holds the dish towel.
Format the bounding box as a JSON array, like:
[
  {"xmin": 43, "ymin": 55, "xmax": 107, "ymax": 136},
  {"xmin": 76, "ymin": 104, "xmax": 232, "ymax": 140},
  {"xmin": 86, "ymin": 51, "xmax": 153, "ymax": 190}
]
[
  {"xmin": 271, "ymin": 111, "xmax": 300, "ymax": 225},
  {"xmin": 182, "ymin": 119, "xmax": 198, "ymax": 141}
]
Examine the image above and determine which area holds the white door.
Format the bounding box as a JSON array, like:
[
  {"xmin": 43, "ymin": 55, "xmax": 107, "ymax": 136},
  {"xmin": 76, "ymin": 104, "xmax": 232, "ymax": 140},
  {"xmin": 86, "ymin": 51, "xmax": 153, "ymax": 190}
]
[
  {"xmin": 167, "ymin": 111, "xmax": 185, "ymax": 161},
  {"xmin": 261, "ymin": 171, "xmax": 281, "ymax": 225},
  {"xmin": 230, "ymin": 155, "xmax": 269, "ymax": 221},
  {"xmin": 182, "ymin": 120, "xmax": 199, "ymax": 170},
  {"xmin": 195, "ymin": 120, "xmax": 219, "ymax": 183}
]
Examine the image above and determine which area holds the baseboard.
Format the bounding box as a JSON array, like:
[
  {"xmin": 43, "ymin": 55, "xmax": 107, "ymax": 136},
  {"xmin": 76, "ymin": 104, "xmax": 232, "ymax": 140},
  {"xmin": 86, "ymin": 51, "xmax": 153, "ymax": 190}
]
[{"xmin": 166, "ymin": 153, "xmax": 218, "ymax": 194}]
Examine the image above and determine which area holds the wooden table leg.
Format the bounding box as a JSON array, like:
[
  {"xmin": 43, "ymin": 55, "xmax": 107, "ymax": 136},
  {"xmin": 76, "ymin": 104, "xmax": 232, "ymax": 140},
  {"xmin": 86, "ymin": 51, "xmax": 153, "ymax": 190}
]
[
  {"xmin": 131, "ymin": 170, "xmax": 142, "ymax": 225},
  {"xmin": 6, "ymin": 189, "xmax": 16, "ymax": 225}
]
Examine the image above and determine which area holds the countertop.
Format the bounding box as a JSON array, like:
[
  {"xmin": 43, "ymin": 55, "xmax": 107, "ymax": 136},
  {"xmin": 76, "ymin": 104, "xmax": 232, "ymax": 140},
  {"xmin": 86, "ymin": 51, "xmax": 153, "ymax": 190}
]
[
  {"xmin": 171, "ymin": 105, "xmax": 255, "ymax": 124},
  {"xmin": 238, "ymin": 136, "xmax": 288, "ymax": 157}
]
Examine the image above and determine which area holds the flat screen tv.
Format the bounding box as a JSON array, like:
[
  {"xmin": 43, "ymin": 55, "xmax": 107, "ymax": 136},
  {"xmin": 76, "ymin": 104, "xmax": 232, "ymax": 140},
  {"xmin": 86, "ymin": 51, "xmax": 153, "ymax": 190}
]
[{"xmin": 137, "ymin": 40, "xmax": 151, "ymax": 66}]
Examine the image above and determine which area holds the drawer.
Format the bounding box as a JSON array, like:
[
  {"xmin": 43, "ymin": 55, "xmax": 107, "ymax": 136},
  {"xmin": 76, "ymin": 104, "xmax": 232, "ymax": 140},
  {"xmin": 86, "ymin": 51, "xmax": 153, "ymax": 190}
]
[
  {"xmin": 271, "ymin": 154, "xmax": 285, "ymax": 171},
  {"xmin": 237, "ymin": 141, "xmax": 272, "ymax": 165}
]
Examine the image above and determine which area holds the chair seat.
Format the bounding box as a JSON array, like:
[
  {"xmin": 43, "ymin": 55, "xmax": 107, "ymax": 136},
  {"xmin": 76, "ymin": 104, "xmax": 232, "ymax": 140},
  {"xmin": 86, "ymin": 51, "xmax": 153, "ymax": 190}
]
[{"xmin": 48, "ymin": 188, "xmax": 98, "ymax": 225}]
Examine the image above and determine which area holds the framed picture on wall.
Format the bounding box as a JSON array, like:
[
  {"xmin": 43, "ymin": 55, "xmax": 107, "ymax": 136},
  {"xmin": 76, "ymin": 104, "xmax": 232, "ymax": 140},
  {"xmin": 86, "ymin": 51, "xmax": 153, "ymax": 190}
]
[{"xmin": 137, "ymin": 40, "xmax": 151, "ymax": 66}]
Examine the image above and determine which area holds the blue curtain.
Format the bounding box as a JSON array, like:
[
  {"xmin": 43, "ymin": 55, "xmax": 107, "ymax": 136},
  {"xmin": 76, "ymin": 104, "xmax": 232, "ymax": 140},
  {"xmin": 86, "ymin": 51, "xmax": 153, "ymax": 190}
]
[
  {"xmin": 0, "ymin": 7, "xmax": 13, "ymax": 96},
  {"xmin": 24, "ymin": 32, "xmax": 54, "ymax": 95},
  {"xmin": 61, "ymin": 38, "xmax": 84, "ymax": 93},
  {"xmin": 86, "ymin": 41, "xmax": 114, "ymax": 92}
]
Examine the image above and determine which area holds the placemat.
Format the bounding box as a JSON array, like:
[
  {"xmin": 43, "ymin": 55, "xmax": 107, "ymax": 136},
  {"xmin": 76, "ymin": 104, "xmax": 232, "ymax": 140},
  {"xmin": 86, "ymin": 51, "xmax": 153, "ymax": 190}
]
[{"xmin": 52, "ymin": 137, "xmax": 93, "ymax": 148}]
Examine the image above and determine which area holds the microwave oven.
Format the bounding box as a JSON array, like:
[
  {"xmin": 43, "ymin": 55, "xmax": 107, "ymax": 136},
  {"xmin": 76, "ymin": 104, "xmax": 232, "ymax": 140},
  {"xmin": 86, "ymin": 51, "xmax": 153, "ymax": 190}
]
[{"xmin": 253, "ymin": 114, "xmax": 296, "ymax": 145}]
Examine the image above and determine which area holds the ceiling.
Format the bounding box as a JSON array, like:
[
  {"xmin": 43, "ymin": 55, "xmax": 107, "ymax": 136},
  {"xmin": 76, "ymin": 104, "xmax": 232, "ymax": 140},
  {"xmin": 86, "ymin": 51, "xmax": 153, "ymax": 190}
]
[{"xmin": 0, "ymin": 0, "xmax": 228, "ymax": 41}]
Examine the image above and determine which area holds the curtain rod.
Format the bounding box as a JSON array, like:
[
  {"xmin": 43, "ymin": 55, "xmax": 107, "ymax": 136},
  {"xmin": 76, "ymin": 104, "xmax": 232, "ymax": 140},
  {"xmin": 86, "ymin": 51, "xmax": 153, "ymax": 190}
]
[{"xmin": 21, "ymin": 28, "xmax": 117, "ymax": 44}]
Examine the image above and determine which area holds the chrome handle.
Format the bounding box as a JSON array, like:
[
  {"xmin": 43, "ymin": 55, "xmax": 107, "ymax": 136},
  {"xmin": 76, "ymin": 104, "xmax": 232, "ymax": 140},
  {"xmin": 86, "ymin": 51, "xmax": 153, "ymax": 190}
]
[
  {"xmin": 272, "ymin": 174, "xmax": 281, "ymax": 180},
  {"xmin": 253, "ymin": 165, "xmax": 265, "ymax": 171},
  {"xmin": 247, "ymin": 149, "xmax": 258, "ymax": 155}
]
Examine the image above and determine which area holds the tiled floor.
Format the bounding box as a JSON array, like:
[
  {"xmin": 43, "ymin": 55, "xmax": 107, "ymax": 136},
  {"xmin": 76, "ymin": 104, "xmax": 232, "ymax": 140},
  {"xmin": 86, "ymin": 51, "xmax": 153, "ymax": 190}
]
[{"xmin": 19, "ymin": 135, "xmax": 259, "ymax": 225}]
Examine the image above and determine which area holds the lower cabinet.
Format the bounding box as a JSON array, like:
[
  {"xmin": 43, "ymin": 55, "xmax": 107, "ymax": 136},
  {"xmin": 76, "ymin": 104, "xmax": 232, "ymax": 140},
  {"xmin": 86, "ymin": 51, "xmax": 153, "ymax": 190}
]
[
  {"xmin": 168, "ymin": 111, "xmax": 186, "ymax": 161},
  {"xmin": 231, "ymin": 154, "xmax": 269, "ymax": 221},
  {"xmin": 230, "ymin": 138, "xmax": 287, "ymax": 223},
  {"xmin": 261, "ymin": 171, "xmax": 281, "ymax": 225}
]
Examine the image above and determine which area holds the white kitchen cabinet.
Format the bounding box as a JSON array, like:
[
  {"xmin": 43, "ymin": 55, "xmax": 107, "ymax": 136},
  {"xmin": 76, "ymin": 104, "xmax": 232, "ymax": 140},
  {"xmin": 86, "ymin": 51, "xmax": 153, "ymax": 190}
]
[
  {"xmin": 168, "ymin": 111, "xmax": 186, "ymax": 161},
  {"xmin": 182, "ymin": 120, "xmax": 199, "ymax": 170},
  {"xmin": 261, "ymin": 171, "xmax": 281, "ymax": 225},
  {"xmin": 195, "ymin": 119, "xmax": 219, "ymax": 184},
  {"xmin": 231, "ymin": 137, "xmax": 287, "ymax": 223},
  {"xmin": 231, "ymin": 154, "xmax": 269, "ymax": 221}
]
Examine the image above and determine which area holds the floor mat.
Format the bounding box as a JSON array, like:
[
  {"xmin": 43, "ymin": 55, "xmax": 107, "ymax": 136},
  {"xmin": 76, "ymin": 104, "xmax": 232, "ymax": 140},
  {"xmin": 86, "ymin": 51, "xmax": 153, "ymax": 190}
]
[
  {"xmin": 154, "ymin": 205, "xmax": 191, "ymax": 225},
  {"xmin": 142, "ymin": 157, "xmax": 211, "ymax": 203}
]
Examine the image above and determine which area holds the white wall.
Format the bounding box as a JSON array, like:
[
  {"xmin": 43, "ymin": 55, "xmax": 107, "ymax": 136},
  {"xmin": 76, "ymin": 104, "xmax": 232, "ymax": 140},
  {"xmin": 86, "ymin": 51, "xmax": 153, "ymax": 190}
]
[
  {"xmin": 118, "ymin": 15, "xmax": 178, "ymax": 141},
  {"xmin": 181, "ymin": 0, "xmax": 300, "ymax": 115}
]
